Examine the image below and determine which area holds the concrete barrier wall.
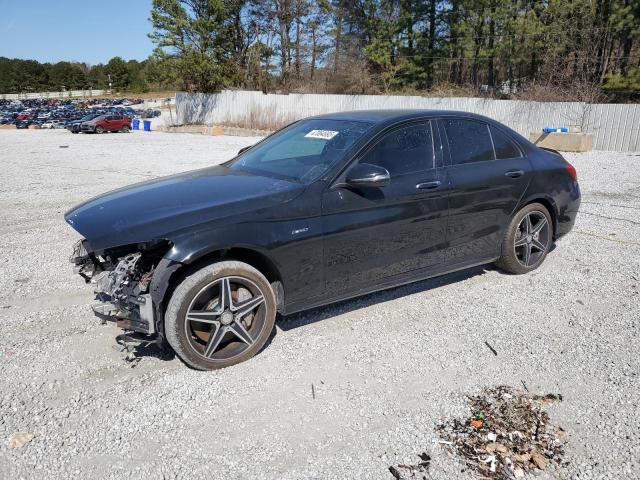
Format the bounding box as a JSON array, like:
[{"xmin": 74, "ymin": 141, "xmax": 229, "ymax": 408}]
[
  {"xmin": 1, "ymin": 89, "xmax": 105, "ymax": 100},
  {"xmin": 176, "ymin": 90, "xmax": 640, "ymax": 152}
]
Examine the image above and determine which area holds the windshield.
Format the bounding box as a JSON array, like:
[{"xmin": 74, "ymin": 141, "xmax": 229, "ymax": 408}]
[
  {"xmin": 81, "ymin": 114, "xmax": 97, "ymax": 121},
  {"xmin": 228, "ymin": 119, "xmax": 373, "ymax": 183}
]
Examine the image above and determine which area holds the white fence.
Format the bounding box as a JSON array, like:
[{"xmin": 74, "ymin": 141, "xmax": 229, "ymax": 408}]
[
  {"xmin": 1, "ymin": 89, "xmax": 105, "ymax": 100},
  {"xmin": 176, "ymin": 90, "xmax": 640, "ymax": 151}
]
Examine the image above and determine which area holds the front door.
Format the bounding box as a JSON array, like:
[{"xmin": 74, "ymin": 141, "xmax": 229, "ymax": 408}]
[{"xmin": 321, "ymin": 121, "xmax": 449, "ymax": 296}]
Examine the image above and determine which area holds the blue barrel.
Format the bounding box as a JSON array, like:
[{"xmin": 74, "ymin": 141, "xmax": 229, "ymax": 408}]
[
  {"xmin": 132, "ymin": 118, "xmax": 139, "ymax": 130},
  {"xmin": 143, "ymin": 120, "xmax": 151, "ymax": 131},
  {"xmin": 543, "ymin": 127, "xmax": 568, "ymax": 133}
]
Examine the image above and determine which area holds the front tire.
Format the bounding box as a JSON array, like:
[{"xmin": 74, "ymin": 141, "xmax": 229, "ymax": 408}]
[
  {"xmin": 495, "ymin": 203, "xmax": 553, "ymax": 274},
  {"xmin": 165, "ymin": 261, "xmax": 276, "ymax": 370},
  {"xmin": 95, "ymin": 126, "xmax": 105, "ymax": 134}
]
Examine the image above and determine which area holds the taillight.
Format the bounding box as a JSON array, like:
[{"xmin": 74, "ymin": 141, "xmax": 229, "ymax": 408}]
[{"xmin": 565, "ymin": 162, "xmax": 577, "ymax": 181}]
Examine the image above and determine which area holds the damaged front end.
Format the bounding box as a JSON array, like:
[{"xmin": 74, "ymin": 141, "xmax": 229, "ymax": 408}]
[{"xmin": 70, "ymin": 239, "xmax": 171, "ymax": 337}]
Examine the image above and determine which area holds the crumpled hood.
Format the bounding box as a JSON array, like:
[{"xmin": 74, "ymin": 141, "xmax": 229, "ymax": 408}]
[{"xmin": 65, "ymin": 165, "xmax": 302, "ymax": 251}]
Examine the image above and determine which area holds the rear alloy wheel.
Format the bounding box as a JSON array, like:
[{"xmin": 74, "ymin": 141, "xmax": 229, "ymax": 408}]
[
  {"xmin": 495, "ymin": 203, "xmax": 553, "ymax": 274},
  {"xmin": 95, "ymin": 126, "xmax": 105, "ymax": 134},
  {"xmin": 120, "ymin": 125, "xmax": 130, "ymax": 133},
  {"xmin": 165, "ymin": 261, "xmax": 276, "ymax": 370}
]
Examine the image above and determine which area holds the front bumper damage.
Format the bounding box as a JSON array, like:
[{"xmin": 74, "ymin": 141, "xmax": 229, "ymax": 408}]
[{"xmin": 71, "ymin": 240, "xmax": 164, "ymax": 337}]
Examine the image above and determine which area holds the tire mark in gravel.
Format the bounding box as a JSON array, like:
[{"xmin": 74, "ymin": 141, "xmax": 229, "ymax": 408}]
[
  {"xmin": 580, "ymin": 200, "xmax": 640, "ymax": 211},
  {"xmin": 578, "ymin": 210, "xmax": 640, "ymax": 226},
  {"xmin": 574, "ymin": 230, "xmax": 640, "ymax": 245},
  {"xmin": 0, "ymin": 219, "xmax": 61, "ymax": 236},
  {"xmin": 1, "ymin": 160, "xmax": 157, "ymax": 179},
  {"xmin": 0, "ymin": 290, "xmax": 90, "ymax": 310}
]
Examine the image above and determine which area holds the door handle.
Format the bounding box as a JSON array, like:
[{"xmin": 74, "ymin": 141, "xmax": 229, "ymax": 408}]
[
  {"xmin": 416, "ymin": 180, "xmax": 442, "ymax": 190},
  {"xmin": 504, "ymin": 170, "xmax": 525, "ymax": 178}
]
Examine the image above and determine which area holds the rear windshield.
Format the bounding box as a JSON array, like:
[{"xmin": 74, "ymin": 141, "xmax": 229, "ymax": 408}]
[{"xmin": 228, "ymin": 119, "xmax": 373, "ymax": 183}]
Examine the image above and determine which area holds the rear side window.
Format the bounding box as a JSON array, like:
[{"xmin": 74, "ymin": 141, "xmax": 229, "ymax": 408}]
[
  {"xmin": 490, "ymin": 126, "xmax": 521, "ymax": 159},
  {"xmin": 442, "ymin": 119, "xmax": 494, "ymax": 165},
  {"xmin": 362, "ymin": 122, "xmax": 434, "ymax": 175}
]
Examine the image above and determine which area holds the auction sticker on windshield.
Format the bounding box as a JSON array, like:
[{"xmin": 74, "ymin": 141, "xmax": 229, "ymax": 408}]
[{"xmin": 305, "ymin": 130, "xmax": 339, "ymax": 140}]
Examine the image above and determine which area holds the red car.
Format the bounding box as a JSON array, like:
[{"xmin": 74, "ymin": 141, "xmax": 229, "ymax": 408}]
[{"xmin": 80, "ymin": 114, "xmax": 131, "ymax": 134}]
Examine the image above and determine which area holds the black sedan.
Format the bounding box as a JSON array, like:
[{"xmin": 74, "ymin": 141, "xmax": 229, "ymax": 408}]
[{"xmin": 65, "ymin": 110, "xmax": 580, "ymax": 370}]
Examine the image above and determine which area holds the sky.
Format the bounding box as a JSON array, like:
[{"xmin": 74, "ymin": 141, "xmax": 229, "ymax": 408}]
[{"xmin": 0, "ymin": 0, "xmax": 155, "ymax": 65}]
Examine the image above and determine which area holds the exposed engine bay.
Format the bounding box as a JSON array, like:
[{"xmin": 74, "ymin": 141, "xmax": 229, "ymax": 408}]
[{"xmin": 70, "ymin": 239, "xmax": 170, "ymax": 337}]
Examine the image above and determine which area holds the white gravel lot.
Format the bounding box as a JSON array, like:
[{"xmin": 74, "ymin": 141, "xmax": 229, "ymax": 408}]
[{"xmin": 0, "ymin": 129, "xmax": 638, "ymax": 479}]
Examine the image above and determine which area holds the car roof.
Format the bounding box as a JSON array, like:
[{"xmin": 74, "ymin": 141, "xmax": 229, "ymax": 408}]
[
  {"xmin": 310, "ymin": 109, "xmax": 499, "ymax": 126},
  {"xmin": 309, "ymin": 108, "xmax": 533, "ymax": 149}
]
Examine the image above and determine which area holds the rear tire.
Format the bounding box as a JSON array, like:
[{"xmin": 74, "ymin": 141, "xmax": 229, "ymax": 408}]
[
  {"xmin": 165, "ymin": 261, "xmax": 276, "ymax": 371},
  {"xmin": 120, "ymin": 125, "xmax": 130, "ymax": 133},
  {"xmin": 495, "ymin": 203, "xmax": 553, "ymax": 274}
]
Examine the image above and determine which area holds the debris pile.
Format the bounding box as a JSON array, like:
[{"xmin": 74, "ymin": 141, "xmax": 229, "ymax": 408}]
[
  {"xmin": 389, "ymin": 453, "xmax": 431, "ymax": 479},
  {"xmin": 436, "ymin": 386, "xmax": 566, "ymax": 479}
]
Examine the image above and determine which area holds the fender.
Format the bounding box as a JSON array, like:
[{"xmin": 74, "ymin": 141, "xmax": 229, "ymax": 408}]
[
  {"xmin": 517, "ymin": 192, "xmax": 561, "ymax": 234},
  {"xmin": 163, "ymin": 223, "xmax": 277, "ymax": 266},
  {"xmin": 152, "ymin": 234, "xmax": 287, "ymax": 337},
  {"xmin": 149, "ymin": 257, "xmax": 182, "ymax": 337}
]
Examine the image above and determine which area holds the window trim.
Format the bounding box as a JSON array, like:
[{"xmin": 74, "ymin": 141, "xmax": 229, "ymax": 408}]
[
  {"xmin": 488, "ymin": 125, "xmax": 524, "ymax": 160},
  {"xmin": 326, "ymin": 116, "xmax": 446, "ymax": 189},
  {"xmin": 350, "ymin": 120, "xmax": 436, "ymax": 178},
  {"xmin": 439, "ymin": 117, "xmax": 497, "ymax": 167}
]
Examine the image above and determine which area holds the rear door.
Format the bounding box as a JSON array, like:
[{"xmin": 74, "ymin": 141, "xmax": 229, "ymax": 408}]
[
  {"xmin": 321, "ymin": 120, "xmax": 449, "ymax": 296},
  {"xmin": 438, "ymin": 118, "xmax": 532, "ymax": 263}
]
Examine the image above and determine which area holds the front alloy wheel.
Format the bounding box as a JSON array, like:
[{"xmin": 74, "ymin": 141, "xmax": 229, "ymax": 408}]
[{"xmin": 165, "ymin": 261, "xmax": 276, "ymax": 370}]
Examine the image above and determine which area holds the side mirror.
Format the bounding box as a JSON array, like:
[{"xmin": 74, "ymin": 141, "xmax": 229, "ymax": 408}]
[
  {"xmin": 344, "ymin": 163, "xmax": 391, "ymax": 188},
  {"xmin": 238, "ymin": 145, "xmax": 253, "ymax": 155}
]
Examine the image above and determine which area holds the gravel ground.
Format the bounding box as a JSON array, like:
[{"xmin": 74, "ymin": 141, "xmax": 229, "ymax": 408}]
[{"xmin": 0, "ymin": 129, "xmax": 638, "ymax": 479}]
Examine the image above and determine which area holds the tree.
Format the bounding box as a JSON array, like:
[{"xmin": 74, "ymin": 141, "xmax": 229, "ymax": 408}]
[
  {"xmin": 1, "ymin": 0, "xmax": 640, "ymax": 99},
  {"xmin": 105, "ymin": 57, "xmax": 130, "ymax": 90},
  {"xmin": 149, "ymin": 0, "xmax": 243, "ymax": 92}
]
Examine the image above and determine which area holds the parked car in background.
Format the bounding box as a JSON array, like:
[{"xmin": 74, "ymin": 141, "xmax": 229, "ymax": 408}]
[
  {"xmin": 137, "ymin": 109, "xmax": 162, "ymax": 119},
  {"xmin": 66, "ymin": 110, "xmax": 581, "ymax": 371},
  {"xmin": 0, "ymin": 97, "xmax": 144, "ymax": 131},
  {"xmin": 80, "ymin": 114, "xmax": 131, "ymax": 134},
  {"xmin": 67, "ymin": 113, "xmax": 101, "ymax": 133}
]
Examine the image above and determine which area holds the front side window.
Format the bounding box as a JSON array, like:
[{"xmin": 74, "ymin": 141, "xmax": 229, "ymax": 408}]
[
  {"xmin": 443, "ymin": 119, "xmax": 494, "ymax": 165},
  {"xmin": 228, "ymin": 119, "xmax": 373, "ymax": 183},
  {"xmin": 360, "ymin": 122, "xmax": 434, "ymax": 176}
]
